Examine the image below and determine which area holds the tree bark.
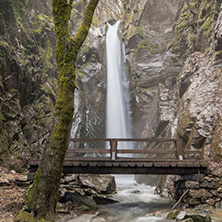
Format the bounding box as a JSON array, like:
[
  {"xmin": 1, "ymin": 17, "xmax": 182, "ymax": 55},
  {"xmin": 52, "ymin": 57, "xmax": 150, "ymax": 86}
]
[{"xmin": 25, "ymin": 0, "xmax": 99, "ymax": 220}]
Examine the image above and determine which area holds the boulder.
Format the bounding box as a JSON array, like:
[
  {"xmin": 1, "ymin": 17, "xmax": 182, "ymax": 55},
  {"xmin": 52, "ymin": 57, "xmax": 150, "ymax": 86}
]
[
  {"xmin": 78, "ymin": 174, "xmax": 116, "ymax": 194},
  {"xmin": 93, "ymin": 195, "xmax": 119, "ymax": 205},
  {"xmin": 185, "ymin": 214, "xmax": 212, "ymax": 222},
  {"xmin": 60, "ymin": 192, "xmax": 98, "ymax": 210}
]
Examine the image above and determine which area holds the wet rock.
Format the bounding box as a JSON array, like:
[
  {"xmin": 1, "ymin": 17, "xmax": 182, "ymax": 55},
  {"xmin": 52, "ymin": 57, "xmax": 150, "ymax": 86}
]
[
  {"xmin": 185, "ymin": 214, "xmax": 212, "ymax": 222},
  {"xmin": 185, "ymin": 181, "xmax": 200, "ymax": 189},
  {"xmin": 93, "ymin": 195, "xmax": 119, "ymax": 205},
  {"xmin": 166, "ymin": 209, "xmax": 180, "ymax": 220},
  {"xmin": 59, "ymin": 192, "xmax": 98, "ymax": 210},
  {"xmin": 181, "ymin": 219, "xmax": 194, "ymax": 222},
  {"xmin": 78, "ymin": 174, "xmax": 116, "ymax": 194},
  {"xmin": 176, "ymin": 211, "xmax": 187, "ymax": 220}
]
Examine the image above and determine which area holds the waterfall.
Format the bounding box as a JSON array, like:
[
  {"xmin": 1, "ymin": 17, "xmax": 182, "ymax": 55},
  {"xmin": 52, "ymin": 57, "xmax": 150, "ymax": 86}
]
[{"xmin": 106, "ymin": 21, "xmax": 132, "ymax": 149}]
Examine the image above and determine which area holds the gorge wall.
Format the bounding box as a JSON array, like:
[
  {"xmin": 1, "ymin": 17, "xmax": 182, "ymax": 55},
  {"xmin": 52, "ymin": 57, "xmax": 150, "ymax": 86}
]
[
  {"xmin": 0, "ymin": 0, "xmax": 222, "ymax": 206},
  {"xmin": 0, "ymin": 0, "xmax": 57, "ymax": 171}
]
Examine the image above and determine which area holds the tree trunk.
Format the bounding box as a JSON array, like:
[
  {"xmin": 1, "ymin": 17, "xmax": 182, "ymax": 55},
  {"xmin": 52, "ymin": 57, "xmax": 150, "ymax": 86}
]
[{"xmin": 25, "ymin": 0, "xmax": 99, "ymax": 220}]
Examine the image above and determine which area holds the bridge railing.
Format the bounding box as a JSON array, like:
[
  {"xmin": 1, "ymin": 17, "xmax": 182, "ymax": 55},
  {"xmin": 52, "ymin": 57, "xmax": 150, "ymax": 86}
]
[{"xmin": 67, "ymin": 138, "xmax": 204, "ymax": 161}]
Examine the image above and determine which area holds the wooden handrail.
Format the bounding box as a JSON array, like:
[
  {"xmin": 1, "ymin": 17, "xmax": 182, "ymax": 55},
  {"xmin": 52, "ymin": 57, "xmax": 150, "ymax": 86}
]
[
  {"xmin": 67, "ymin": 138, "xmax": 205, "ymax": 161},
  {"xmin": 69, "ymin": 138, "xmax": 179, "ymax": 142},
  {"xmin": 68, "ymin": 138, "xmax": 181, "ymax": 160}
]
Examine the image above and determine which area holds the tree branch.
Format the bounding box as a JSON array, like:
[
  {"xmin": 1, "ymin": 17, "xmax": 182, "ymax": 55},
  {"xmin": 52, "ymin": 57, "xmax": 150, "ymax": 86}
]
[{"xmin": 73, "ymin": 0, "xmax": 99, "ymax": 53}]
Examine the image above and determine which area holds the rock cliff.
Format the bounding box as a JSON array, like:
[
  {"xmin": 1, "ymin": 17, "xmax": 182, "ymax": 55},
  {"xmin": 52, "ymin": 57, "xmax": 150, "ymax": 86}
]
[{"xmin": 0, "ymin": 0, "xmax": 56, "ymax": 171}]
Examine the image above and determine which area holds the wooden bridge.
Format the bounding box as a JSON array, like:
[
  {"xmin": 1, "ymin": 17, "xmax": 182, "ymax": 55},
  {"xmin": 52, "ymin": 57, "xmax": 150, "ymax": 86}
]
[{"xmin": 28, "ymin": 138, "xmax": 208, "ymax": 178}]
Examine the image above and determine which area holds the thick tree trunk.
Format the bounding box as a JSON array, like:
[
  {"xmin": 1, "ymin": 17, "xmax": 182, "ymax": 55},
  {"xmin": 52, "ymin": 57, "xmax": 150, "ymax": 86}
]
[{"xmin": 25, "ymin": 0, "xmax": 99, "ymax": 220}]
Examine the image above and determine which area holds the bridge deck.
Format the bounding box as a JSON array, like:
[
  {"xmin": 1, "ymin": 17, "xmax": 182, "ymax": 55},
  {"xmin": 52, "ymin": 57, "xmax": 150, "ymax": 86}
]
[{"xmin": 28, "ymin": 138, "xmax": 209, "ymax": 179}]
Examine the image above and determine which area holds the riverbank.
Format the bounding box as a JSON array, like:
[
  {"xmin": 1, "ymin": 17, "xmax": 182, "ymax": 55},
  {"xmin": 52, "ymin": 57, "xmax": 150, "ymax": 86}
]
[{"xmin": 1, "ymin": 168, "xmax": 222, "ymax": 222}]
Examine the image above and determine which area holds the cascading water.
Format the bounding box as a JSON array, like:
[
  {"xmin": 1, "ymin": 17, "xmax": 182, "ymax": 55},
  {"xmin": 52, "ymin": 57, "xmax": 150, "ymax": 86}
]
[{"xmin": 106, "ymin": 21, "xmax": 132, "ymax": 149}]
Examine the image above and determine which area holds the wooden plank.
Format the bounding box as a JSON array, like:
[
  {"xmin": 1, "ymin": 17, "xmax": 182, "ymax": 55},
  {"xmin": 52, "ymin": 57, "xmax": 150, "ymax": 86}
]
[
  {"xmin": 128, "ymin": 163, "xmax": 136, "ymax": 167},
  {"xmin": 200, "ymin": 160, "xmax": 208, "ymax": 167},
  {"xmin": 161, "ymin": 162, "xmax": 170, "ymax": 167},
  {"xmin": 97, "ymin": 162, "xmax": 105, "ymax": 167},
  {"xmin": 117, "ymin": 149, "xmax": 175, "ymax": 154},
  {"xmin": 170, "ymin": 162, "xmax": 178, "ymax": 167},
  {"xmin": 120, "ymin": 163, "xmax": 129, "ymax": 167},
  {"xmin": 114, "ymin": 158, "xmax": 178, "ymax": 162},
  {"xmin": 69, "ymin": 138, "xmax": 178, "ymax": 142},
  {"xmin": 177, "ymin": 161, "xmax": 187, "ymax": 167},
  {"xmin": 184, "ymin": 150, "xmax": 202, "ymax": 154},
  {"xmin": 105, "ymin": 162, "xmax": 112, "ymax": 167},
  {"xmin": 136, "ymin": 163, "xmax": 144, "ymax": 167},
  {"xmin": 80, "ymin": 162, "xmax": 88, "ymax": 167},
  {"xmin": 66, "ymin": 149, "xmax": 110, "ymax": 154},
  {"xmin": 89, "ymin": 162, "xmax": 97, "ymax": 167},
  {"xmin": 144, "ymin": 162, "xmax": 153, "ymax": 167},
  {"xmin": 154, "ymin": 162, "xmax": 162, "ymax": 167},
  {"xmin": 64, "ymin": 157, "xmax": 111, "ymax": 161},
  {"xmin": 113, "ymin": 163, "xmax": 120, "ymax": 167}
]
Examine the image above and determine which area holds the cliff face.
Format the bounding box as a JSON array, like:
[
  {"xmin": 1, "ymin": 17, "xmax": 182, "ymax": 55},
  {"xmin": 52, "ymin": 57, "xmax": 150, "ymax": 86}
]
[{"xmin": 0, "ymin": 0, "xmax": 56, "ymax": 171}]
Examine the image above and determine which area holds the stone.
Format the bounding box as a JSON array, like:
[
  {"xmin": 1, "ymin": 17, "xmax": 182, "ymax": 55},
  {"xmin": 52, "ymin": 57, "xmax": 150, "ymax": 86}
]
[
  {"xmin": 185, "ymin": 197, "xmax": 201, "ymax": 206},
  {"xmin": 93, "ymin": 195, "xmax": 119, "ymax": 205},
  {"xmin": 185, "ymin": 181, "xmax": 200, "ymax": 189},
  {"xmin": 217, "ymin": 187, "xmax": 222, "ymax": 193},
  {"xmin": 200, "ymin": 181, "xmax": 215, "ymax": 189},
  {"xmin": 215, "ymin": 200, "xmax": 222, "ymax": 208},
  {"xmin": 1, "ymin": 202, "xmax": 17, "ymax": 212},
  {"xmin": 60, "ymin": 192, "xmax": 98, "ymax": 210},
  {"xmin": 211, "ymin": 168, "xmax": 222, "ymax": 177},
  {"xmin": 78, "ymin": 174, "xmax": 116, "ymax": 194},
  {"xmin": 206, "ymin": 198, "xmax": 215, "ymax": 206},
  {"xmin": 181, "ymin": 219, "xmax": 194, "ymax": 222},
  {"xmin": 176, "ymin": 211, "xmax": 187, "ymax": 220},
  {"xmin": 209, "ymin": 189, "xmax": 218, "ymax": 196},
  {"xmin": 165, "ymin": 210, "xmax": 180, "ymax": 220},
  {"xmin": 0, "ymin": 178, "xmax": 10, "ymax": 187},
  {"xmin": 185, "ymin": 214, "xmax": 212, "ymax": 222},
  {"xmin": 14, "ymin": 211, "xmax": 37, "ymax": 222},
  {"xmin": 189, "ymin": 189, "xmax": 213, "ymax": 199}
]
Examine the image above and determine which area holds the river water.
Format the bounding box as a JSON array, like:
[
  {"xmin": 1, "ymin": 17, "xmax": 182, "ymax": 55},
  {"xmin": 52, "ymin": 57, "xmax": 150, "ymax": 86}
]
[{"xmin": 91, "ymin": 175, "xmax": 172, "ymax": 222}]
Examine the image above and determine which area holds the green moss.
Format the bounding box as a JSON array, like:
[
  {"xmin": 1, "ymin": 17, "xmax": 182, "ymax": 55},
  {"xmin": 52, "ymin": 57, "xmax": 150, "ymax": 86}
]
[
  {"xmin": 14, "ymin": 211, "xmax": 37, "ymax": 222},
  {"xmin": 166, "ymin": 210, "xmax": 180, "ymax": 220}
]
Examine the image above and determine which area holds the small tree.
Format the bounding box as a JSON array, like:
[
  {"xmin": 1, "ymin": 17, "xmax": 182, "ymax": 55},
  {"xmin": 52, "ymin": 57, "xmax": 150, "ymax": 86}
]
[{"xmin": 25, "ymin": 0, "xmax": 99, "ymax": 220}]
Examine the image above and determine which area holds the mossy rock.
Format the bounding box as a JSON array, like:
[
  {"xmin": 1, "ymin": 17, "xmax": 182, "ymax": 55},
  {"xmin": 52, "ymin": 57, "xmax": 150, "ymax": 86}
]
[
  {"xmin": 182, "ymin": 219, "xmax": 194, "ymax": 222},
  {"xmin": 14, "ymin": 211, "xmax": 37, "ymax": 222},
  {"xmin": 166, "ymin": 209, "xmax": 180, "ymax": 220}
]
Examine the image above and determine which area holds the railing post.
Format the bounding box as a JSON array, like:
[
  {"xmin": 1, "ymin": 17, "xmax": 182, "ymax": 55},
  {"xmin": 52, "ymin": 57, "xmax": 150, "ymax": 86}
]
[
  {"xmin": 110, "ymin": 140, "xmax": 117, "ymax": 160},
  {"xmin": 176, "ymin": 139, "xmax": 184, "ymax": 160},
  {"xmin": 200, "ymin": 145, "xmax": 205, "ymax": 160}
]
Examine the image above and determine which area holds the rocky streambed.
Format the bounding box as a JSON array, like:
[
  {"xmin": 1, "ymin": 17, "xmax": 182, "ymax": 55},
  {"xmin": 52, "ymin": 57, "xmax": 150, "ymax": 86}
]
[{"xmin": 1, "ymin": 167, "xmax": 222, "ymax": 222}]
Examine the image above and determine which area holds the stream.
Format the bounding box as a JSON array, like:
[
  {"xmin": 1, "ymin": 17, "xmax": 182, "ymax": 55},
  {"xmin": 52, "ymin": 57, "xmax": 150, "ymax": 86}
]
[{"xmin": 92, "ymin": 175, "xmax": 172, "ymax": 222}]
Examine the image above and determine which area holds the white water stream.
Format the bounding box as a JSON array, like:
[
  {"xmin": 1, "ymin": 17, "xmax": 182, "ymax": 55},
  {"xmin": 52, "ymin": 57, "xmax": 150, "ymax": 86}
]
[
  {"xmin": 92, "ymin": 175, "xmax": 171, "ymax": 222},
  {"xmin": 106, "ymin": 21, "xmax": 132, "ymax": 149}
]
